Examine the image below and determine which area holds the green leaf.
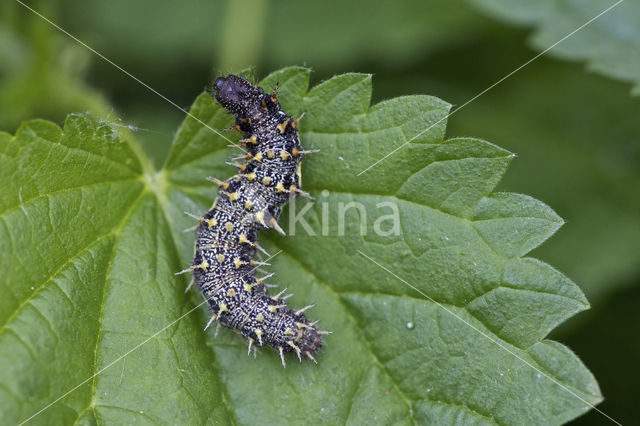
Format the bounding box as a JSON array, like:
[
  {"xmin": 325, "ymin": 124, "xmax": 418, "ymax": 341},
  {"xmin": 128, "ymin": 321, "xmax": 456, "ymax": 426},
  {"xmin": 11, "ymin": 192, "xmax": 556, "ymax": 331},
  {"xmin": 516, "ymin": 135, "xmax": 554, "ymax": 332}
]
[
  {"xmin": 58, "ymin": 0, "xmax": 487, "ymax": 72},
  {"xmin": 0, "ymin": 117, "xmax": 229, "ymax": 424},
  {"xmin": 432, "ymin": 46, "xmax": 640, "ymax": 301},
  {"xmin": 1, "ymin": 67, "xmax": 600, "ymax": 424},
  {"xmin": 0, "ymin": 3, "xmax": 112, "ymax": 131},
  {"xmin": 468, "ymin": 0, "xmax": 640, "ymax": 95}
]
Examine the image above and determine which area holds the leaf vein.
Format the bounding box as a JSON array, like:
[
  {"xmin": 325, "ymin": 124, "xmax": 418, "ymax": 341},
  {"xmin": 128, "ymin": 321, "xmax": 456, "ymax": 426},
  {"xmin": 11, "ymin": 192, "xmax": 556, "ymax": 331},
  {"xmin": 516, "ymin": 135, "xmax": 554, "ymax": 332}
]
[{"xmin": 267, "ymin": 240, "xmax": 417, "ymax": 424}]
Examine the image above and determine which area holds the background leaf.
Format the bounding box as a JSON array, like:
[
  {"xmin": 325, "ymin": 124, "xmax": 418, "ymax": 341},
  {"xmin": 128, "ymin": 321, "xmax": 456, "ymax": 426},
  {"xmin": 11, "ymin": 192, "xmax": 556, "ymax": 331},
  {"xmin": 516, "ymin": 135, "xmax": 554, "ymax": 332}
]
[
  {"xmin": 468, "ymin": 0, "xmax": 640, "ymax": 95},
  {"xmin": 0, "ymin": 2, "xmax": 111, "ymax": 131},
  {"xmin": 58, "ymin": 0, "xmax": 488, "ymax": 76},
  {"xmin": 1, "ymin": 67, "xmax": 601, "ymax": 424}
]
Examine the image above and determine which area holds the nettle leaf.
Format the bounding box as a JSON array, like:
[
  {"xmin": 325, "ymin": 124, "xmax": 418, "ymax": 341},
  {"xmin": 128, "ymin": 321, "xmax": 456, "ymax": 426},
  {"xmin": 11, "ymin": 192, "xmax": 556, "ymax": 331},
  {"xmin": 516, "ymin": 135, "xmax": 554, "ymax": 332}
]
[
  {"xmin": 58, "ymin": 0, "xmax": 486, "ymax": 75},
  {"xmin": 440, "ymin": 54, "xmax": 640, "ymax": 301},
  {"xmin": 468, "ymin": 0, "xmax": 640, "ymax": 95},
  {"xmin": 0, "ymin": 67, "xmax": 601, "ymax": 425}
]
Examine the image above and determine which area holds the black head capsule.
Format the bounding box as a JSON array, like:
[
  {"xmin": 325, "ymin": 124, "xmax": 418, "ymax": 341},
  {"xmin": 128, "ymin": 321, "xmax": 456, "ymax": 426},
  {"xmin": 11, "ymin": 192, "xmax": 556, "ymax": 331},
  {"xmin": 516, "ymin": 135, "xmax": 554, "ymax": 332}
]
[{"xmin": 213, "ymin": 75, "xmax": 261, "ymax": 116}]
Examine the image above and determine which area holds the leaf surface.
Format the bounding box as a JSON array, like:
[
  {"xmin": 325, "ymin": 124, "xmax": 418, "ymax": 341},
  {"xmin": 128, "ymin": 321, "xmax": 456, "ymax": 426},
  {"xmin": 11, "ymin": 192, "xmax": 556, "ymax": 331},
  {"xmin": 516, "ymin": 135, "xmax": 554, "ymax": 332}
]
[
  {"xmin": 469, "ymin": 0, "xmax": 640, "ymax": 94},
  {"xmin": 0, "ymin": 67, "xmax": 600, "ymax": 425}
]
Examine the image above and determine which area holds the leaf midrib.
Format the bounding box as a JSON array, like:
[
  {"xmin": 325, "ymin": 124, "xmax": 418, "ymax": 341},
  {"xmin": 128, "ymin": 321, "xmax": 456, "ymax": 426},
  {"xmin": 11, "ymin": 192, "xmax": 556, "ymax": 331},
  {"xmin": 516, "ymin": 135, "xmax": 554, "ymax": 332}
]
[
  {"xmin": 83, "ymin": 189, "xmax": 149, "ymax": 421},
  {"xmin": 163, "ymin": 106, "xmax": 236, "ymax": 173}
]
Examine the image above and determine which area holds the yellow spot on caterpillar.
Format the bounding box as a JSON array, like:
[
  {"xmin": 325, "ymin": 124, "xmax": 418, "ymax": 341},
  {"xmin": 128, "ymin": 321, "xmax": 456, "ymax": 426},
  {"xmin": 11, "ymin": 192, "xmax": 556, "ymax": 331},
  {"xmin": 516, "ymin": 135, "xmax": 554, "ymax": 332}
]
[
  {"xmin": 276, "ymin": 182, "xmax": 285, "ymax": 192},
  {"xmin": 289, "ymin": 184, "xmax": 297, "ymax": 192},
  {"xmin": 219, "ymin": 303, "xmax": 228, "ymax": 312},
  {"xmin": 245, "ymin": 152, "xmax": 252, "ymax": 160},
  {"xmin": 220, "ymin": 181, "xmax": 229, "ymax": 190},
  {"xmin": 253, "ymin": 152, "xmax": 263, "ymax": 162},
  {"xmin": 238, "ymin": 234, "xmax": 249, "ymax": 244},
  {"xmin": 228, "ymin": 192, "xmax": 239, "ymax": 201},
  {"xmin": 243, "ymin": 283, "xmax": 253, "ymax": 292},
  {"xmin": 255, "ymin": 211, "xmax": 265, "ymax": 224},
  {"xmin": 216, "ymin": 254, "xmax": 225, "ymax": 263},
  {"xmin": 270, "ymin": 95, "xmax": 277, "ymax": 103},
  {"xmin": 246, "ymin": 172, "xmax": 256, "ymax": 181},
  {"xmin": 261, "ymin": 176, "xmax": 271, "ymax": 185},
  {"xmin": 225, "ymin": 221, "xmax": 234, "ymax": 231},
  {"xmin": 268, "ymin": 305, "xmax": 278, "ymax": 313},
  {"xmin": 277, "ymin": 120, "xmax": 289, "ymax": 133},
  {"xmin": 234, "ymin": 258, "xmax": 245, "ymax": 268},
  {"xmin": 284, "ymin": 327, "xmax": 294, "ymax": 336},
  {"xmin": 291, "ymin": 120, "xmax": 297, "ymax": 129},
  {"xmin": 254, "ymin": 328, "xmax": 263, "ymax": 336},
  {"xmin": 255, "ymin": 313, "xmax": 264, "ymax": 322},
  {"xmin": 239, "ymin": 163, "xmax": 247, "ymax": 172},
  {"xmin": 247, "ymin": 135, "xmax": 257, "ymax": 144},
  {"xmin": 206, "ymin": 218, "xmax": 217, "ymax": 227},
  {"xmin": 280, "ymin": 150, "xmax": 291, "ymax": 160},
  {"xmin": 227, "ymin": 288, "xmax": 236, "ymax": 297},
  {"xmin": 244, "ymin": 200, "xmax": 253, "ymax": 210},
  {"xmin": 267, "ymin": 150, "xmax": 275, "ymax": 159},
  {"xmin": 249, "ymin": 259, "xmax": 255, "ymax": 266},
  {"xmin": 198, "ymin": 260, "xmax": 208, "ymax": 270},
  {"xmin": 292, "ymin": 147, "xmax": 300, "ymax": 156}
]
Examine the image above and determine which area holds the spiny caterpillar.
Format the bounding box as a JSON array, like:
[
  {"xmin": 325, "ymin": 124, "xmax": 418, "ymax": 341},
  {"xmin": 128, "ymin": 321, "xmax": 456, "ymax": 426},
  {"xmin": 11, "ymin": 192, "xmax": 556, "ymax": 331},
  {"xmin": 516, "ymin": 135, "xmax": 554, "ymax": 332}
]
[{"xmin": 179, "ymin": 74, "xmax": 327, "ymax": 367}]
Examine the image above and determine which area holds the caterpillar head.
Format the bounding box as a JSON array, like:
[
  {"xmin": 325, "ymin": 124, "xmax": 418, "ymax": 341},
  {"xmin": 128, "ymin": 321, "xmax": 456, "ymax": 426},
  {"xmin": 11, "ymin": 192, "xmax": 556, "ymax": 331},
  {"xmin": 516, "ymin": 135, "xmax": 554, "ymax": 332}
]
[{"xmin": 212, "ymin": 75, "xmax": 260, "ymax": 117}]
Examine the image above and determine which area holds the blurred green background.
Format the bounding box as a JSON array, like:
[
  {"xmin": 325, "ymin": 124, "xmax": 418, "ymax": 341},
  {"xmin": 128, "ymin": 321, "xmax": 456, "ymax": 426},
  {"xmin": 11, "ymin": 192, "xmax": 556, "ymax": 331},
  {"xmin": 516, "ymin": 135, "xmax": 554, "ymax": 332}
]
[{"xmin": 1, "ymin": 1, "xmax": 638, "ymax": 424}]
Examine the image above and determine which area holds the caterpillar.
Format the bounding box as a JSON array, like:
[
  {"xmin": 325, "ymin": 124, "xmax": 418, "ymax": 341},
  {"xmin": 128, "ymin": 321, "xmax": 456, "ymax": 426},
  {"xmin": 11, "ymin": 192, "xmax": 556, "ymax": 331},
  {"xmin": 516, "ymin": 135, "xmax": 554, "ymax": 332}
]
[{"xmin": 179, "ymin": 74, "xmax": 326, "ymax": 367}]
